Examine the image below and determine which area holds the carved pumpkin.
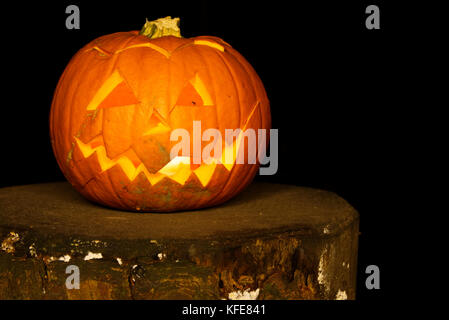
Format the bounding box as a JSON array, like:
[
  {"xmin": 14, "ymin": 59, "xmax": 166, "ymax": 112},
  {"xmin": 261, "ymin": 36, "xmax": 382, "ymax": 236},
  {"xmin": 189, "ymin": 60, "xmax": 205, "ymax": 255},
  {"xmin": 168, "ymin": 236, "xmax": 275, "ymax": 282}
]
[{"xmin": 50, "ymin": 17, "xmax": 270, "ymax": 212}]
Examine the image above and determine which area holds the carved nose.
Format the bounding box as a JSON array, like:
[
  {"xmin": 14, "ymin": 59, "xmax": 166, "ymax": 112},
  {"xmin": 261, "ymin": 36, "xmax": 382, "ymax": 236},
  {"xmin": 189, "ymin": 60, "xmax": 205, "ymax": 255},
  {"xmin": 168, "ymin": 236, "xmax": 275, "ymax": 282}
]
[
  {"xmin": 143, "ymin": 108, "xmax": 171, "ymax": 136},
  {"xmin": 154, "ymin": 106, "xmax": 169, "ymax": 123},
  {"xmin": 144, "ymin": 122, "xmax": 171, "ymax": 135}
]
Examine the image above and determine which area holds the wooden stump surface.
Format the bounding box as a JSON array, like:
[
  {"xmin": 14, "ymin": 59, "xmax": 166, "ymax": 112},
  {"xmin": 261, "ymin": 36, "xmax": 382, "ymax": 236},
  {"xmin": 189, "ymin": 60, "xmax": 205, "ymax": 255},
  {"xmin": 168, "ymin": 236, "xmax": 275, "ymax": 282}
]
[{"xmin": 0, "ymin": 182, "xmax": 359, "ymax": 300}]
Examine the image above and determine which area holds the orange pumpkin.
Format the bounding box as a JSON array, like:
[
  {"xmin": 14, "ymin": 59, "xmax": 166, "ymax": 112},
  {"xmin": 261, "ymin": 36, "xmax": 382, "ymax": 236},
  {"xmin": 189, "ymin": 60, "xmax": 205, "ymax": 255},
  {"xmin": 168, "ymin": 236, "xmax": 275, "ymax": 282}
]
[{"xmin": 50, "ymin": 17, "xmax": 270, "ymax": 212}]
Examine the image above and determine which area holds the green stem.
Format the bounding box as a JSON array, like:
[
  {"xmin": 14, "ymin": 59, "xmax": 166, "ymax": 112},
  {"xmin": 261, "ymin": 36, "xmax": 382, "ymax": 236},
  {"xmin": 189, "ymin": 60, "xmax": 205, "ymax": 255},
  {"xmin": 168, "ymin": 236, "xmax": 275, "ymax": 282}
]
[{"xmin": 139, "ymin": 16, "xmax": 182, "ymax": 39}]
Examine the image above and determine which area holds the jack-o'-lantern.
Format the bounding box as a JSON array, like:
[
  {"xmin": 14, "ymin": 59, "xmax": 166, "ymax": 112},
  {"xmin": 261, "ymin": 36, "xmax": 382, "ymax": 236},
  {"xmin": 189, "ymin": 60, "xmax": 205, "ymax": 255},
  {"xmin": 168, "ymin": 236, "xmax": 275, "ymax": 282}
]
[{"xmin": 50, "ymin": 17, "xmax": 270, "ymax": 212}]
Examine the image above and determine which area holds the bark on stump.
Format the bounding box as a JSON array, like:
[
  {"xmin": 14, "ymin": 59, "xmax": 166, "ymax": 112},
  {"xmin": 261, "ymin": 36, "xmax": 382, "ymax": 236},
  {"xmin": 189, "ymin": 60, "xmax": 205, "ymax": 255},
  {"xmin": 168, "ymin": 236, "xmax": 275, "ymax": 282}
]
[{"xmin": 0, "ymin": 182, "xmax": 359, "ymax": 300}]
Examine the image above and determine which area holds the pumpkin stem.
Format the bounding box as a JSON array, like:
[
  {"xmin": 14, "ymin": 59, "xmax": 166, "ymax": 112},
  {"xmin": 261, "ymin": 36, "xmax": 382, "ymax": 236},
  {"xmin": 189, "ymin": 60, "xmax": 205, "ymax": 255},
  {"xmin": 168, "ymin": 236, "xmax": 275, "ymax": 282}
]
[{"xmin": 139, "ymin": 16, "xmax": 182, "ymax": 39}]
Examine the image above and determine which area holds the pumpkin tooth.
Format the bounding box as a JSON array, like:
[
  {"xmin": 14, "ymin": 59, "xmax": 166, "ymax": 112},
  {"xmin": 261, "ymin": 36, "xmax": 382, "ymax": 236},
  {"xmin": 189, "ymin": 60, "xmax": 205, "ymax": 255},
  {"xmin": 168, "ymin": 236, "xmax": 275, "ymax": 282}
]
[
  {"xmin": 75, "ymin": 137, "xmax": 156, "ymax": 183},
  {"xmin": 158, "ymin": 156, "xmax": 191, "ymax": 185},
  {"xmin": 158, "ymin": 156, "xmax": 190, "ymax": 176},
  {"xmin": 194, "ymin": 160, "xmax": 218, "ymax": 187},
  {"xmin": 220, "ymin": 134, "xmax": 241, "ymax": 171}
]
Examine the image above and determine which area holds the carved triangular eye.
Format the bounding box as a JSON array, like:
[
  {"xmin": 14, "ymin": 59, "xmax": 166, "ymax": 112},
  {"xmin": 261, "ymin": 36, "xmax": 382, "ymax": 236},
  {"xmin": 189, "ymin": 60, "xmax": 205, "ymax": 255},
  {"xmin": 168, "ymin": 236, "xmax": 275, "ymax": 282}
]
[
  {"xmin": 86, "ymin": 70, "xmax": 139, "ymax": 110},
  {"xmin": 176, "ymin": 82, "xmax": 204, "ymax": 106},
  {"xmin": 175, "ymin": 74, "xmax": 213, "ymax": 107},
  {"xmin": 98, "ymin": 81, "xmax": 139, "ymax": 109}
]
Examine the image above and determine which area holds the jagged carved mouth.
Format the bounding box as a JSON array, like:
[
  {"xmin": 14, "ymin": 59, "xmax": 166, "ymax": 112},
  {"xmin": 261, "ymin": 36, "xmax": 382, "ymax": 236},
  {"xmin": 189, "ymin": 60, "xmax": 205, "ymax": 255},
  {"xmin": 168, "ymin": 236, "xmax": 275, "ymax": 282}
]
[{"xmin": 74, "ymin": 124, "xmax": 253, "ymax": 188}]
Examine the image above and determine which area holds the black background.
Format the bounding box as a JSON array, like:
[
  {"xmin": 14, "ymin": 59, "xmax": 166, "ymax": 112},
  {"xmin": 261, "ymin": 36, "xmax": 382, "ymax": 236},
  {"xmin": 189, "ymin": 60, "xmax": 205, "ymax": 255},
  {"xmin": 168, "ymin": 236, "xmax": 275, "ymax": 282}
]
[{"xmin": 1, "ymin": 0, "xmax": 409, "ymax": 307}]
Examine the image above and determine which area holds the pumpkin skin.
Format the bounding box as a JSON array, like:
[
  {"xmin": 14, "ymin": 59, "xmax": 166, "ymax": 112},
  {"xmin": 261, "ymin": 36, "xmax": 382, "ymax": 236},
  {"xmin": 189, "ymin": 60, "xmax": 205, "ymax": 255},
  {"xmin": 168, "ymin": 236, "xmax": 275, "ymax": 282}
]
[{"xmin": 50, "ymin": 23, "xmax": 270, "ymax": 212}]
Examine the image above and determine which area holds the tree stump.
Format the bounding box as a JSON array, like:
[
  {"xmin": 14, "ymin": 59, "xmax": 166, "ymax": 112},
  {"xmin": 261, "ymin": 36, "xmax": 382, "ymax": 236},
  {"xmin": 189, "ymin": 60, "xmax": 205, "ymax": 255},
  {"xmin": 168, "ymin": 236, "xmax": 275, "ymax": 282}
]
[{"xmin": 0, "ymin": 182, "xmax": 359, "ymax": 300}]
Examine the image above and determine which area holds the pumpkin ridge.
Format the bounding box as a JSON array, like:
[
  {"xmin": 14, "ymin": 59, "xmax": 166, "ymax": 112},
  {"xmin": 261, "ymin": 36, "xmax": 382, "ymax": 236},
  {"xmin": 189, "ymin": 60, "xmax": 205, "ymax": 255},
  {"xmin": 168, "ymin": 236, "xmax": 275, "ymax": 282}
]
[
  {"xmin": 188, "ymin": 45, "xmax": 228, "ymax": 137},
  {"xmin": 105, "ymin": 167, "xmax": 129, "ymax": 208},
  {"xmin": 79, "ymin": 175, "xmax": 96, "ymax": 190},
  {"xmin": 114, "ymin": 42, "xmax": 171, "ymax": 58},
  {"xmin": 89, "ymin": 46, "xmax": 112, "ymax": 56},
  {"xmin": 209, "ymin": 47, "xmax": 242, "ymax": 132},
  {"xmin": 170, "ymin": 40, "xmax": 195, "ymax": 56},
  {"xmin": 196, "ymin": 49, "xmax": 262, "ymax": 204},
  {"xmin": 215, "ymin": 49, "xmax": 269, "ymax": 201},
  {"xmin": 242, "ymin": 101, "xmax": 261, "ymax": 131},
  {"xmin": 169, "ymin": 37, "xmax": 228, "ymax": 57},
  {"xmin": 201, "ymin": 101, "xmax": 262, "ymax": 205},
  {"xmin": 67, "ymin": 49, "xmax": 104, "ymax": 154},
  {"xmin": 226, "ymin": 46, "xmax": 271, "ymax": 133}
]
